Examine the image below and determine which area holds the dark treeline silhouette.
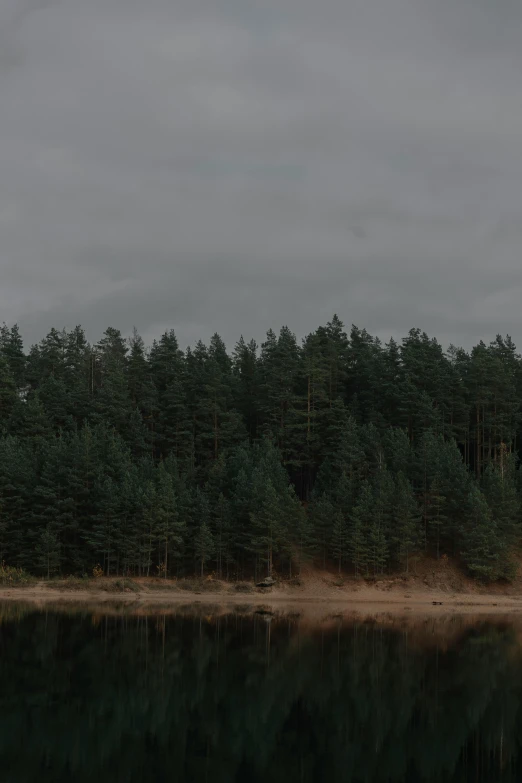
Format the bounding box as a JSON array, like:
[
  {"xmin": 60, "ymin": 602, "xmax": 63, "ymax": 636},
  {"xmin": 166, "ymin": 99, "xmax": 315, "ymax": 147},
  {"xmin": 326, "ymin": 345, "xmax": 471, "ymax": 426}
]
[
  {"xmin": 0, "ymin": 317, "xmax": 521, "ymax": 580},
  {"xmin": 0, "ymin": 607, "xmax": 521, "ymax": 782}
]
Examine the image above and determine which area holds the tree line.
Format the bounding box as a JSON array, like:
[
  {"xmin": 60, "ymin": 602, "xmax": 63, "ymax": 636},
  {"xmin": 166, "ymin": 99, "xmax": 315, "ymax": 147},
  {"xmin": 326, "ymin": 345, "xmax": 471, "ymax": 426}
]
[{"xmin": 0, "ymin": 317, "xmax": 521, "ymax": 580}]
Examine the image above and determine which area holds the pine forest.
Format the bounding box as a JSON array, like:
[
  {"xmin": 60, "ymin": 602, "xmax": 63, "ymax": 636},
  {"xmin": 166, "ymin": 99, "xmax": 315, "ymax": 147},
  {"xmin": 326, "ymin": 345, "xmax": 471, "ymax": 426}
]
[{"xmin": 0, "ymin": 316, "xmax": 520, "ymax": 582}]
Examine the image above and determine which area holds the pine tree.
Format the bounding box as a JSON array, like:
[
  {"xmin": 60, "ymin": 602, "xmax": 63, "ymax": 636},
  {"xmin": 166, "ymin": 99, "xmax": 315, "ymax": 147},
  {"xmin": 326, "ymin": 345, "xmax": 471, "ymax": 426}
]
[
  {"xmin": 425, "ymin": 475, "xmax": 447, "ymax": 560},
  {"xmin": 212, "ymin": 492, "xmax": 232, "ymax": 578},
  {"xmin": 367, "ymin": 513, "xmax": 389, "ymax": 576},
  {"xmin": 287, "ymin": 330, "xmax": 331, "ymax": 493},
  {"xmin": 149, "ymin": 329, "xmax": 187, "ymax": 463},
  {"xmin": 383, "ymin": 428, "xmax": 413, "ymax": 476},
  {"xmin": 160, "ymin": 378, "xmax": 193, "ymax": 468},
  {"xmin": 230, "ymin": 464, "xmax": 254, "ymax": 575},
  {"xmin": 347, "ymin": 326, "xmax": 384, "ymax": 426},
  {"xmin": 38, "ymin": 374, "xmax": 75, "ymax": 431},
  {"xmin": 194, "ymin": 521, "xmax": 214, "ymax": 577},
  {"xmin": 323, "ymin": 314, "xmax": 349, "ymax": 403},
  {"xmin": 91, "ymin": 328, "xmax": 132, "ymax": 438},
  {"xmin": 310, "ymin": 494, "xmax": 335, "ymax": 568},
  {"xmin": 153, "ymin": 463, "xmax": 185, "ymax": 578},
  {"xmin": 391, "ymin": 473, "xmax": 421, "ymax": 573},
  {"xmin": 291, "ymin": 495, "xmax": 313, "ymax": 576},
  {"xmin": 258, "ymin": 327, "xmax": 300, "ymax": 460},
  {"xmin": 64, "ymin": 325, "xmax": 92, "ymax": 427},
  {"xmin": 331, "ymin": 510, "xmax": 348, "ymax": 575},
  {"xmin": 28, "ymin": 436, "xmax": 77, "ymax": 572},
  {"xmin": 461, "ymin": 486, "xmax": 504, "ymax": 581},
  {"xmin": 35, "ymin": 525, "xmax": 61, "ymax": 579},
  {"xmin": 481, "ymin": 449, "xmax": 519, "ymax": 577},
  {"xmin": 117, "ymin": 467, "xmax": 143, "ymax": 575},
  {"xmin": 0, "ymin": 493, "xmax": 7, "ymax": 565},
  {"xmin": 0, "ymin": 356, "xmax": 18, "ymax": 429},
  {"xmin": 232, "ymin": 336, "xmax": 259, "ymax": 439},
  {"xmin": 380, "ymin": 337, "xmax": 403, "ymax": 426},
  {"xmin": 0, "ymin": 324, "xmax": 26, "ymax": 388},
  {"xmin": 188, "ymin": 336, "xmax": 245, "ymax": 475},
  {"xmin": 8, "ymin": 393, "xmax": 53, "ymax": 443},
  {"xmin": 369, "ymin": 468, "xmax": 394, "ymax": 574},
  {"xmin": 437, "ymin": 437, "xmax": 472, "ymax": 551},
  {"xmin": 87, "ymin": 476, "xmax": 120, "ymax": 575},
  {"xmin": 38, "ymin": 328, "xmax": 67, "ymax": 380},
  {"xmin": 347, "ymin": 482, "xmax": 372, "ymax": 576},
  {"xmin": 0, "ymin": 436, "xmax": 36, "ymax": 566},
  {"xmin": 482, "ymin": 451, "xmax": 519, "ymax": 546},
  {"xmin": 249, "ymin": 476, "xmax": 282, "ymax": 579},
  {"xmin": 127, "ymin": 328, "xmax": 157, "ymax": 454},
  {"xmin": 277, "ymin": 484, "xmax": 309, "ymax": 577}
]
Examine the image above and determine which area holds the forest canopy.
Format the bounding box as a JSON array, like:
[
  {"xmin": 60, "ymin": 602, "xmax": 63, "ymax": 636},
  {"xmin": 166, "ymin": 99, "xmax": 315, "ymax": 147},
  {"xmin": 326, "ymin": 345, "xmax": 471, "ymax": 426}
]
[{"xmin": 0, "ymin": 317, "xmax": 520, "ymax": 582}]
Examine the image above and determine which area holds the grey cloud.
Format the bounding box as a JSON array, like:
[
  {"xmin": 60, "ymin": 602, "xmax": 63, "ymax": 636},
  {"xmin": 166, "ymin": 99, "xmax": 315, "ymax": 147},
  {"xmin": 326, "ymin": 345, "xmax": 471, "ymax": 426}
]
[
  {"xmin": 0, "ymin": 0, "xmax": 58, "ymax": 70},
  {"xmin": 1, "ymin": 0, "xmax": 522, "ymax": 351}
]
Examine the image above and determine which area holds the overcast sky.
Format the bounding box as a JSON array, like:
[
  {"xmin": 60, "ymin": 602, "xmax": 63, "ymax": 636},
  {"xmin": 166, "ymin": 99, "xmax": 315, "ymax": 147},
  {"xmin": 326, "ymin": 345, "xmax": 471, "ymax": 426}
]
[{"xmin": 1, "ymin": 0, "xmax": 522, "ymax": 351}]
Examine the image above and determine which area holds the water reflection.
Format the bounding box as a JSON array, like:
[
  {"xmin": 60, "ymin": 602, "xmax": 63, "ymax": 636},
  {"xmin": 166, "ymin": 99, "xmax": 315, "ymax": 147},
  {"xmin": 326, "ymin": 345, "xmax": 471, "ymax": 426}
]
[{"xmin": 0, "ymin": 603, "xmax": 521, "ymax": 782}]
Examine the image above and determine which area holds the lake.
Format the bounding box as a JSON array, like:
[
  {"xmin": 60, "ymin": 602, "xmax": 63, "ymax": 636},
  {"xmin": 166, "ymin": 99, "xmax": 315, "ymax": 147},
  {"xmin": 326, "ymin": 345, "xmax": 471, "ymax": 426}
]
[{"xmin": 0, "ymin": 603, "xmax": 520, "ymax": 782}]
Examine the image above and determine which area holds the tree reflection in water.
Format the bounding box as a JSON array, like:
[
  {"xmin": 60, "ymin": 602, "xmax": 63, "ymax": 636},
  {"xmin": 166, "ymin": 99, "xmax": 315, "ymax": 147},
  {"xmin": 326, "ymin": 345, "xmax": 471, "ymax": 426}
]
[{"xmin": 0, "ymin": 604, "xmax": 520, "ymax": 782}]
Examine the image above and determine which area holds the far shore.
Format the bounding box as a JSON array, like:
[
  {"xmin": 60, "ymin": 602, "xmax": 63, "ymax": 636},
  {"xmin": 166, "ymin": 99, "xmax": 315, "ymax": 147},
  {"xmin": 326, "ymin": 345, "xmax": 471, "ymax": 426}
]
[{"xmin": 3, "ymin": 571, "xmax": 522, "ymax": 619}]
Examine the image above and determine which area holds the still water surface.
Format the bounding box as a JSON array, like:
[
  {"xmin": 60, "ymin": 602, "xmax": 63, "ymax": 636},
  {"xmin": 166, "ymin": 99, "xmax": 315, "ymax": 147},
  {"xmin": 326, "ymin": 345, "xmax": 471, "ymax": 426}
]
[{"xmin": 0, "ymin": 603, "xmax": 521, "ymax": 782}]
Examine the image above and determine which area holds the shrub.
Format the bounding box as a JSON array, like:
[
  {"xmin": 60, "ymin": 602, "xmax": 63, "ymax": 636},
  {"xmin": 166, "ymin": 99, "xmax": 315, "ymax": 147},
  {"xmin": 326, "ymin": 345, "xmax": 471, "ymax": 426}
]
[
  {"xmin": 146, "ymin": 580, "xmax": 180, "ymax": 591},
  {"xmin": 232, "ymin": 582, "xmax": 254, "ymax": 593},
  {"xmin": 110, "ymin": 579, "xmax": 141, "ymax": 593},
  {"xmin": 0, "ymin": 563, "xmax": 34, "ymax": 586}
]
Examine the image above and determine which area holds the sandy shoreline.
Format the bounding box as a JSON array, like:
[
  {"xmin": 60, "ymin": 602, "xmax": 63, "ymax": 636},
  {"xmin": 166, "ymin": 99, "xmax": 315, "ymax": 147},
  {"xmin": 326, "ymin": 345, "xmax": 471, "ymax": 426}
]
[{"xmin": 2, "ymin": 581, "xmax": 522, "ymax": 619}]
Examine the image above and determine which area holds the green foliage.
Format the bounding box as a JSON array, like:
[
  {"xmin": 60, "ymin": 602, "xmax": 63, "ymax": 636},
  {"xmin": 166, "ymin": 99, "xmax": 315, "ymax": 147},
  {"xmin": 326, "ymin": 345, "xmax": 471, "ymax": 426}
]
[
  {"xmin": 391, "ymin": 472, "xmax": 421, "ymax": 572},
  {"xmin": 0, "ymin": 318, "xmax": 522, "ymax": 581},
  {"xmin": 461, "ymin": 487, "xmax": 504, "ymax": 581},
  {"xmin": 330, "ymin": 510, "xmax": 348, "ymax": 575},
  {"xmin": 35, "ymin": 525, "xmax": 61, "ymax": 579},
  {"xmin": 194, "ymin": 521, "xmax": 214, "ymax": 577},
  {"xmin": 347, "ymin": 481, "xmax": 372, "ymax": 576}
]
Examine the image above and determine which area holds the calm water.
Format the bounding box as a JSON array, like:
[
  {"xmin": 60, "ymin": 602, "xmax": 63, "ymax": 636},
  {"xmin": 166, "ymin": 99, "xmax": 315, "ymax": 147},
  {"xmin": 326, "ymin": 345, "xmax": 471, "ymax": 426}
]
[{"xmin": 0, "ymin": 604, "xmax": 521, "ymax": 782}]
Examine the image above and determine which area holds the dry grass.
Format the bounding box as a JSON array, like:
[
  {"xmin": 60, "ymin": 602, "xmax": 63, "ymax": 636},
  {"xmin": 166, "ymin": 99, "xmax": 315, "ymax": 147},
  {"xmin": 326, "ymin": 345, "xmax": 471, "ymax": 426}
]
[
  {"xmin": 46, "ymin": 577, "xmax": 88, "ymax": 591},
  {"xmin": 177, "ymin": 578, "xmax": 224, "ymax": 593},
  {"xmin": 144, "ymin": 580, "xmax": 181, "ymax": 592},
  {"xmin": 231, "ymin": 582, "xmax": 255, "ymax": 593},
  {"xmin": 47, "ymin": 577, "xmax": 142, "ymax": 593},
  {"xmin": 104, "ymin": 578, "xmax": 142, "ymax": 593}
]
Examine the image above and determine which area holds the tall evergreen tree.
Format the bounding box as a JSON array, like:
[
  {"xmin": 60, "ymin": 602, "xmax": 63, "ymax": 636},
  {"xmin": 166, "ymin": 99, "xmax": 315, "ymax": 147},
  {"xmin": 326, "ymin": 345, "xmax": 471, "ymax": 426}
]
[
  {"xmin": 461, "ymin": 487, "xmax": 504, "ymax": 581},
  {"xmin": 331, "ymin": 510, "xmax": 348, "ymax": 576},
  {"xmin": 152, "ymin": 463, "xmax": 185, "ymax": 578},
  {"xmin": 347, "ymin": 481, "xmax": 371, "ymax": 576},
  {"xmin": 0, "ymin": 324, "xmax": 26, "ymax": 388},
  {"xmin": 194, "ymin": 521, "xmax": 214, "ymax": 578},
  {"xmin": 391, "ymin": 473, "xmax": 421, "ymax": 573},
  {"xmin": 0, "ymin": 357, "xmax": 18, "ymax": 429}
]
